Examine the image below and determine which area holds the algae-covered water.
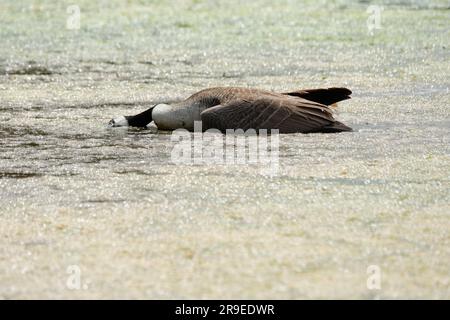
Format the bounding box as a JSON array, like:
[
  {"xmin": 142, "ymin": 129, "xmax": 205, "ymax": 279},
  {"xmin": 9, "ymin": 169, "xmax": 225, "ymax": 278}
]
[{"xmin": 0, "ymin": 0, "xmax": 449, "ymax": 299}]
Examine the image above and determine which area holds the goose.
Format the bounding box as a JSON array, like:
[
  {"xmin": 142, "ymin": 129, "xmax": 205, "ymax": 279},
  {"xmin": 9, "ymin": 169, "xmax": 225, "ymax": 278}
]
[{"xmin": 108, "ymin": 87, "xmax": 353, "ymax": 133}]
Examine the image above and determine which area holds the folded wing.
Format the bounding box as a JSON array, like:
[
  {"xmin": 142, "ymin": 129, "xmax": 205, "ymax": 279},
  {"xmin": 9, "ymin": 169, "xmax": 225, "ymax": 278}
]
[{"xmin": 200, "ymin": 97, "xmax": 352, "ymax": 133}]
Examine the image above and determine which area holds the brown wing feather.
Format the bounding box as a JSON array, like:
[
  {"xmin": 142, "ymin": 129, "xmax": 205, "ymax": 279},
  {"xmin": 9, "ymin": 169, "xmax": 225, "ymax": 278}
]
[{"xmin": 200, "ymin": 97, "xmax": 351, "ymax": 133}]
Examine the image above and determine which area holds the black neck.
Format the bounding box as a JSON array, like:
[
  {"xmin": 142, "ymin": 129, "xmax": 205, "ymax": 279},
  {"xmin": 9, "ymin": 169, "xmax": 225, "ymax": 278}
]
[{"xmin": 125, "ymin": 105, "xmax": 156, "ymax": 127}]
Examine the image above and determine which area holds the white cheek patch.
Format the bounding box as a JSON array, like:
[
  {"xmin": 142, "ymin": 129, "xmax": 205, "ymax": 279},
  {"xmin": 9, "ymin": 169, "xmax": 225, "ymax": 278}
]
[{"xmin": 111, "ymin": 116, "xmax": 129, "ymax": 127}]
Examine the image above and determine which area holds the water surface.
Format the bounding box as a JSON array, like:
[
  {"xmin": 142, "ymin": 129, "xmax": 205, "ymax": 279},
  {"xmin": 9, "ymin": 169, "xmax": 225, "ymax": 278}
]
[{"xmin": 0, "ymin": 0, "xmax": 449, "ymax": 298}]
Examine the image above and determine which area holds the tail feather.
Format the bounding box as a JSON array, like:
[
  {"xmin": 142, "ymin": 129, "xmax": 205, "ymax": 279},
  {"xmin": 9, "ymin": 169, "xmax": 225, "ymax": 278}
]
[
  {"xmin": 283, "ymin": 87, "xmax": 352, "ymax": 106},
  {"xmin": 321, "ymin": 121, "xmax": 353, "ymax": 133},
  {"xmin": 303, "ymin": 121, "xmax": 352, "ymax": 134}
]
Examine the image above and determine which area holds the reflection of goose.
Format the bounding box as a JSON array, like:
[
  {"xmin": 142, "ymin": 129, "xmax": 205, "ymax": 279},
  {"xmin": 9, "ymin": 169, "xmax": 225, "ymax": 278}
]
[{"xmin": 109, "ymin": 87, "xmax": 352, "ymax": 133}]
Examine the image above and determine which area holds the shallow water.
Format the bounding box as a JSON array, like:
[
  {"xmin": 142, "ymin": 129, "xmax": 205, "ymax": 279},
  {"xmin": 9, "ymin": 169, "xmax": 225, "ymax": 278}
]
[{"xmin": 0, "ymin": 0, "xmax": 449, "ymax": 299}]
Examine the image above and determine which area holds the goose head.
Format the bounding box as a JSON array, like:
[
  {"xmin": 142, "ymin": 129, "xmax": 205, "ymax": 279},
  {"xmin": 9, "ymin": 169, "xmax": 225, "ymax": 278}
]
[{"xmin": 108, "ymin": 115, "xmax": 130, "ymax": 127}]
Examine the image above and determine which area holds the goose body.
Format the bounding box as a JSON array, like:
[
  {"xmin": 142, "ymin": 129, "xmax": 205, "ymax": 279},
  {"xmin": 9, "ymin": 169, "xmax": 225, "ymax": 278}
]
[{"xmin": 109, "ymin": 87, "xmax": 353, "ymax": 133}]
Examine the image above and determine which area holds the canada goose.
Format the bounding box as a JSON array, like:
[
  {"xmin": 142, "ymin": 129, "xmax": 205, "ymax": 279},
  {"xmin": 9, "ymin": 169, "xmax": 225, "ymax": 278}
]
[{"xmin": 108, "ymin": 87, "xmax": 352, "ymax": 133}]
